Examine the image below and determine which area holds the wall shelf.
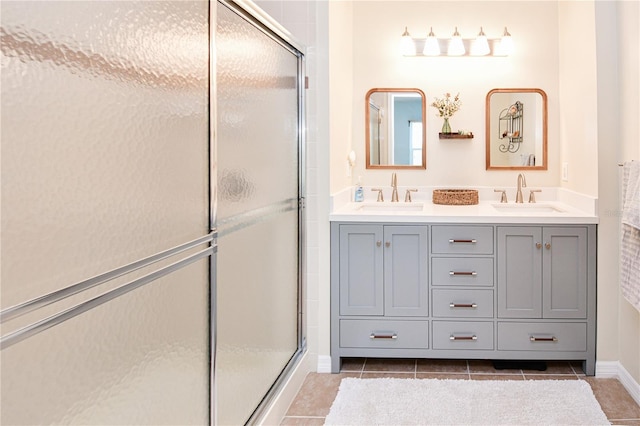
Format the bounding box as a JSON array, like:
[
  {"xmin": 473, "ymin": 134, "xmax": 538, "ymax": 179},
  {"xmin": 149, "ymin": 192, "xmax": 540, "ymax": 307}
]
[
  {"xmin": 439, "ymin": 133, "xmax": 474, "ymax": 139},
  {"xmin": 498, "ymin": 101, "xmax": 523, "ymax": 152}
]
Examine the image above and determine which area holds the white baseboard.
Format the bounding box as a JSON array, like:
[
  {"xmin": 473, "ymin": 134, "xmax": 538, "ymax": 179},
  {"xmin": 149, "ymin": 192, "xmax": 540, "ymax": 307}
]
[
  {"xmin": 595, "ymin": 360, "xmax": 620, "ymax": 377},
  {"xmin": 596, "ymin": 360, "xmax": 640, "ymax": 406},
  {"xmin": 317, "ymin": 355, "xmax": 332, "ymax": 373}
]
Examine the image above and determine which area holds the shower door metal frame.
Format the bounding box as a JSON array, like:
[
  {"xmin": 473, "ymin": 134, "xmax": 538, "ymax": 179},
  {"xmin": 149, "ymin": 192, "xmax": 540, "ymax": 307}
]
[{"xmin": 211, "ymin": 1, "xmax": 307, "ymax": 424}]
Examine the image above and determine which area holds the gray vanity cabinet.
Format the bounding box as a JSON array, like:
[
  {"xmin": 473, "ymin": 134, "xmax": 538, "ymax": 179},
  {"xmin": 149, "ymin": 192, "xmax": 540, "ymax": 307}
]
[
  {"xmin": 339, "ymin": 224, "xmax": 428, "ymax": 317},
  {"xmin": 495, "ymin": 225, "xmax": 595, "ymax": 375},
  {"xmin": 331, "ymin": 223, "xmax": 428, "ymax": 372},
  {"xmin": 331, "ymin": 222, "xmax": 597, "ymax": 375},
  {"xmin": 497, "ymin": 226, "xmax": 588, "ymax": 319}
]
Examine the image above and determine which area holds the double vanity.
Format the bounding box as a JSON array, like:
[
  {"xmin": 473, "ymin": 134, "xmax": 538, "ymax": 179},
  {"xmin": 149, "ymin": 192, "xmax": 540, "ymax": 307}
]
[{"xmin": 329, "ymin": 184, "xmax": 598, "ymax": 375}]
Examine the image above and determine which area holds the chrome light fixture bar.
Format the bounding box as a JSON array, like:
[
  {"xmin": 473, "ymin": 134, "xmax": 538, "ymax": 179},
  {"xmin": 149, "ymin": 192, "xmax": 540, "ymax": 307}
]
[{"xmin": 401, "ymin": 26, "xmax": 514, "ymax": 57}]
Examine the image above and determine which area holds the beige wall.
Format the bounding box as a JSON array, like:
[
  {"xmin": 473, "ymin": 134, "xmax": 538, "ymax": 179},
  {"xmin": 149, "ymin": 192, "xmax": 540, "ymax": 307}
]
[
  {"xmin": 558, "ymin": 1, "xmax": 598, "ymax": 197},
  {"xmin": 591, "ymin": 0, "xmax": 640, "ymax": 384},
  {"xmin": 329, "ymin": 1, "xmax": 354, "ymax": 193},
  {"xmin": 615, "ymin": 0, "xmax": 640, "ymax": 383},
  {"xmin": 345, "ymin": 1, "xmax": 561, "ymax": 189}
]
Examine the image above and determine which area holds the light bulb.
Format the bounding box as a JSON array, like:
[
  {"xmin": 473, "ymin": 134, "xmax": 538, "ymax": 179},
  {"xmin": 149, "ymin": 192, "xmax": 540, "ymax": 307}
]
[
  {"xmin": 400, "ymin": 26, "xmax": 416, "ymax": 56},
  {"xmin": 447, "ymin": 27, "xmax": 465, "ymax": 56},
  {"xmin": 499, "ymin": 27, "xmax": 513, "ymax": 55},
  {"xmin": 473, "ymin": 26, "xmax": 490, "ymax": 56},
  {"xmin": 423, "ymin": 27, "xmax": 441, "ymax": 56}
]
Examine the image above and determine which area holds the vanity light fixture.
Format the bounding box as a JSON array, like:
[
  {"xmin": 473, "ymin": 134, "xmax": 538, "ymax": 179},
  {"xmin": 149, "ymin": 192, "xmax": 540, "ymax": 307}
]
[
  {"xmin": 499, "ymin": 27, "xmax": 514, "ymax": 56},
  {"xmin": 400, "ymin": 26, "xmax": 416, "ymax": 56},
  {"xmin": 447, "ymin": 27, "xmax": 465, "ymax": 56},
  {"xmin": 400, "ymin": 26, "xmax": 513, "ymax": 57},
  {"xmin": 472, "ymin": 27, "xmax": 490, "ymax": 56},
  {"xmin": 423, "ymin": 27, "xmax": 441, "ymax": 56}
]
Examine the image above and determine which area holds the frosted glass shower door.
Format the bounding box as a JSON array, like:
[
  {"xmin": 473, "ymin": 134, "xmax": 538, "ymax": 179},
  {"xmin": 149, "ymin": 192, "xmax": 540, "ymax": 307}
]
[
  {"xmin": 215, "ymin": 3, "xmax": 303, "ymax": 425},
  {"xmin": 1, "ymin": 1, "xmax": 211, "ymax": 424}
]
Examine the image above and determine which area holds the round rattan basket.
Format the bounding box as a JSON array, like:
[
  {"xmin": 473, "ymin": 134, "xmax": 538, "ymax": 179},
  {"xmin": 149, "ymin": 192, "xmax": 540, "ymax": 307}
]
[{"xmin": 432, "ymin": 189, "xmax": 479, "ymax": 205}]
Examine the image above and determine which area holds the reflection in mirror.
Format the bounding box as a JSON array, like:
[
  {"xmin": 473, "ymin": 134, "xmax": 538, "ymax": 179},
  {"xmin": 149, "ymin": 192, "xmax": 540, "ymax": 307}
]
[
  {"xmin": 486, "ymin": 88, "xmax": 547, "ymax": 170},
  {"xmin": 366, "ymin": 88, "xmax": 426, "ymax": 169}
]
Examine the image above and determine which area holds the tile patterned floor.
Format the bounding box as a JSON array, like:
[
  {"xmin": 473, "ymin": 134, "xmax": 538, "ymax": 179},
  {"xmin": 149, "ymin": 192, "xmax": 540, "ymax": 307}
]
[{"xmin": 281, "ymin": 358, "xmax": 640, "ymax": 425}]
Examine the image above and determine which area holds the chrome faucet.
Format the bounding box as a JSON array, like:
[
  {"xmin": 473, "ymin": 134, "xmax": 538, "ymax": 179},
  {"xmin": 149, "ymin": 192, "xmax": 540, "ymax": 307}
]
[
  {"xmin": 516, "ymin": 173, "xmax": 527, "ymax": 203},
  {"xmin": 391, "ymin": 172, "xmax": 399, "ymax": 202}
]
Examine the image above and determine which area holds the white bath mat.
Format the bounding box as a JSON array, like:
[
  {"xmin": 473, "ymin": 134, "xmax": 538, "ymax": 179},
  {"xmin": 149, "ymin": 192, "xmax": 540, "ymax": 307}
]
[{"xmin": 324, "ymin": 377, "xmax": 610, "ymax": 425}]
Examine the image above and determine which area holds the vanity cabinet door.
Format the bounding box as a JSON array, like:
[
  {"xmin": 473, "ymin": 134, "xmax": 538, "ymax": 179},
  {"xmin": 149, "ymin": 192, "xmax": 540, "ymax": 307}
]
[
  {"xmin": 542, "ymin": 227, "xmax": 587, "ymax": 318},
  {"xmin": 383, "ymin": 226, "xmax": 428, "ymax": 316},
  {"xmin": 339, "ymin": 224, "xmax": 384, "ymax": 316},
  {"xmin": 497, "ymin": 227, "xmax": 542, "ymax": 318},
  {"xmin": 498, "ymin": 226, "xmax": 588, "ymax": 319},
  {"xmin": 338, "ymin": 224, "xmax": 428, "ymax": 317}
]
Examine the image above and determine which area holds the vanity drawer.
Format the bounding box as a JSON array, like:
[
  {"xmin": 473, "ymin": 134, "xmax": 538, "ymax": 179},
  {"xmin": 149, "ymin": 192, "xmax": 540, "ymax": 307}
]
[
  {"xmin": 432, "ymin": 257, "xmax": 494, "ymax": 286},
  {"xmin": 340, "ymin": 319, "xmax": 429, "ymax": 349},
  {"xmin": 432, "ymin": 289, "xmax": 494, "ymax": 318},
  {"xmin": 431, "ymin": 226, "xmax": 494, "ymax": 254},
  {"xmin": 432, "ymin": 321, "xmax": 494, "ymax": 350},
  {"xmin": 497, "ymin": 322, "xmax": 587, "ymax": 352}
]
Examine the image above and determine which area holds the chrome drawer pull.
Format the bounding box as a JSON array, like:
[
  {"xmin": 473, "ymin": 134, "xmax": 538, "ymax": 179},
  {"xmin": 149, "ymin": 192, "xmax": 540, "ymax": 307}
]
[
  {"xmin": 449, "ymin": 239, "xmax": 477, "ymax": 244},
  {"xmin": 449, "ymin": 303, "xmax": 477, "ymax": 308},
  {"xmin": 450, "ymin": 335, "xmax": 477, "ymax": 341},
  {"xmin": 529, "ymin": 336, "xmax": 558, "ymax": 342},
  {"xmin": 449, "ymin": 271, "xmax": 477, "ymax": 276},
  {"xmin": 370, "ymin": 333, "xmax": 398, "ymax": 340}
]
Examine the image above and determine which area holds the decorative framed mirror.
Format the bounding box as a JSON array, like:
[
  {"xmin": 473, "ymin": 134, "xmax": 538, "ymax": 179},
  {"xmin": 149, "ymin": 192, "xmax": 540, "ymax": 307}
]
[
  {"xmin": 485, "ymin": 88, "xmax": 547, "ymax": 170},
  {"xmin": 366, "ymin": 88, "xmax": 426, "ymax": 169}
]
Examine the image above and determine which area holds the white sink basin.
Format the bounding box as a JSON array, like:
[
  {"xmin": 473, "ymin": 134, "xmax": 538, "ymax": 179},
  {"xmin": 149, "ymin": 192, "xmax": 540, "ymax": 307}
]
[
  {"xmin": 491, "ymin": 203, "xmax": 565, "ymax": 213},
  {"xmin": 356, "ymin": 202, "xmax": 424, "ymax": 212}
]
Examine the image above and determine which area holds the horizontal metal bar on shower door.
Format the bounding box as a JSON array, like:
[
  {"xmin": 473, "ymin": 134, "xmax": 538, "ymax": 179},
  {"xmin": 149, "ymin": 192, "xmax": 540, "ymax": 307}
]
[
  {"xmin": 0, "ymin": 246, "xmax": 214, "ymax": 350},
  {"xmin": 216, "ymin": 198, "xmax": 299, "ymax": 238},
  {"xmin": 1, "ymin": 231, "xmax": 216, "ymax": 324}
]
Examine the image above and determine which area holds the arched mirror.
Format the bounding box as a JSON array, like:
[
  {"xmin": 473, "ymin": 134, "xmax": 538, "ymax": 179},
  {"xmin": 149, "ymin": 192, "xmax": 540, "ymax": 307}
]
[
  {"xmin": 485, "ymin": 88, "xmax": 547, "ymax": 170},
  {"xmin": 366, "ymin": 88, "xmax": 426, "ymax": 169}
]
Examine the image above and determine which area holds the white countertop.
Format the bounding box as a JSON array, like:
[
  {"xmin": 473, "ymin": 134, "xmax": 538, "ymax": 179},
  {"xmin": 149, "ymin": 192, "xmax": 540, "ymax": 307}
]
[{"xmin": 329, "ymin": 186, "xmax": 598, "ymax": 224}]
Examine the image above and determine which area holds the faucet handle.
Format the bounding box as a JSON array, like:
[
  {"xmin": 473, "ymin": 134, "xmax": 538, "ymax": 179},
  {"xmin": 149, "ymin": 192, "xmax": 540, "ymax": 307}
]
[
  {"xmin": 494, "ymin": 189, "xmax": 508, "ymax": 203},
  {"xmin": 372, "ymin": 188, "xmax": 384, "ymax": 202},
  {"xmin": 404, "ymin": 189, "xmax": 418, "ymax": 202},
  {"xmin": 528, "ymin": 189, "xmax": 541, "ymax": 203}
]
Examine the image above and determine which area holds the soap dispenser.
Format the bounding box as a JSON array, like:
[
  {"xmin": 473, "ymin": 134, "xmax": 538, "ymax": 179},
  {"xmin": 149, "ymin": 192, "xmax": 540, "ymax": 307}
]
[{"xmin": 354, "ymin": 176, "xmax": 364, "ymax": 202}]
